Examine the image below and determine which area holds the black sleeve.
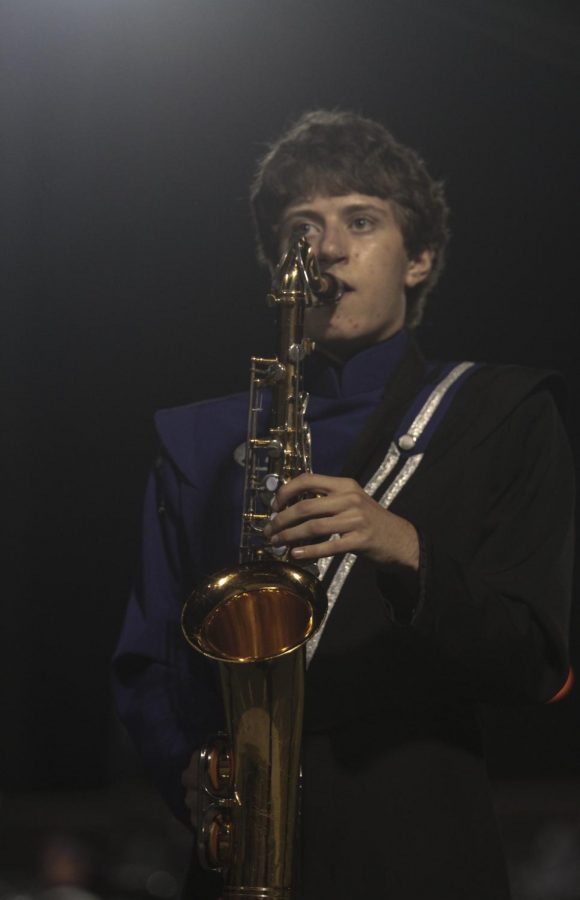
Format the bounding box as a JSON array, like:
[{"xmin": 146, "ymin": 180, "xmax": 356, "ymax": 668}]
[
  {"xmin": 411, "ymin": 388, "xmax": 574, "ymax": 704},
  {"xmin": 112, "ymin": 453, "xmax": 223, "ymax": 826}
]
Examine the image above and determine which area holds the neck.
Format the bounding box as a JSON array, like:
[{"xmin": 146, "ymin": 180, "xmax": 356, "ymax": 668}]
[{"xmin": 317, "ymin": 328, "xmax": 406, "ymax": 365}]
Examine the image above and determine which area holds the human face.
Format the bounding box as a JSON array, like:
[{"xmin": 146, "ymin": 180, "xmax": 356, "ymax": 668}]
[{"xmin": 278, "ymin": 193, "xmax": 433, "ymax": 358}]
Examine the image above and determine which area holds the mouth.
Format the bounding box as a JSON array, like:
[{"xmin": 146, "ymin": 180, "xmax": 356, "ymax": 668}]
[
  {"xmin": 322, "ymin": 274, "xmax": 353, "ymax": 297},
  {"xmin": 313, "ymin": 273, "xmax": 352, "ymax": 305},
  {"xmin": 336, "ymin": 279, "xmax": 354, "ymax": 303}
]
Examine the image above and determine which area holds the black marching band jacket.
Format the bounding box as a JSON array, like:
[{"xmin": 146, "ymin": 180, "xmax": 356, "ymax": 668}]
[{"xmin": 113, "ymin": 337, "xmax": 574, "ymax": 900}]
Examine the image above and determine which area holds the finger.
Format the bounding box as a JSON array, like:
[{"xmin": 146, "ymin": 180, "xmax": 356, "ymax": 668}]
[
  {"xmin": 289, "ymin": 533, "xmax": 358, "ymax": 560},
  {"xmin": 265, "ymin": 494, "xmax": 351, "ymax": 536},
  {"xmin": 181, "ymin": 768, "xmax": 197, "ymax": 788},
  {"xmin": 274, "ymin": 473, "xmax": 358, "ymax": 510},
  {"xmin": 181, "ymin": 751, "xmax": 200, "ymax": 789},
  {"xmin": 270, "ymin": 512, "xmax": 364, "ymax": 547}
]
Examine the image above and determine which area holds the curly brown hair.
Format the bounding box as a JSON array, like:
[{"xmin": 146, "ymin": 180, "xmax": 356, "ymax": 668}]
[{"xmin": 250, "ymin": 110, "xmax": 450, "ymax": 327}]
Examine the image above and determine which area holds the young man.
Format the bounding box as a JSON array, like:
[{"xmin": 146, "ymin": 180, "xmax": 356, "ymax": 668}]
[{"xmin": 113, "ymin": 111, "xmax": 574, "ymax": 899}]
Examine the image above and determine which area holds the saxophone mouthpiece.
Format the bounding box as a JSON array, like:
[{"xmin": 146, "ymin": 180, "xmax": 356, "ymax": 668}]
[{"xmin": 314, "ymin": 271, "xmax": 344, "ymax": 304}]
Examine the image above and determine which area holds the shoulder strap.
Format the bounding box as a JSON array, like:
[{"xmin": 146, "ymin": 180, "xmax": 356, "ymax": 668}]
[{"xmin": 307, "ymin": 360, "xmax": 481, "ymax": 666}]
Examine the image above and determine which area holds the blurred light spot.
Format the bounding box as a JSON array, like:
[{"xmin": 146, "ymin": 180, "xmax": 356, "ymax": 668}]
[{"xmin": 146, "ymin": 871, "xmax": 177, "ymax": 899}]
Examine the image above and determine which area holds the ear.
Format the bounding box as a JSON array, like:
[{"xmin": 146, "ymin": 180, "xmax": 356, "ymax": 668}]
[{"xmin": 405, "ymin": 249, "xmax": 435, "ymax": 287}]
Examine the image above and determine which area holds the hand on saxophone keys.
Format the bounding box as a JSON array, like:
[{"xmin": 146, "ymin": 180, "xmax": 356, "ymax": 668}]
[
  {"xmin": 182, "ymin": 749, "xmax": 201, "ymax": 828},
  {"xmin": 262, "ymin": 471, "xmax": 420, "ymax": 572}
]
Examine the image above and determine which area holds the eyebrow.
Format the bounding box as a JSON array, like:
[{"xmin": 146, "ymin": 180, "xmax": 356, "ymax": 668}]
[{"xmin": 280, "ymin": 202, "xmax": 389, "ymax": 226}]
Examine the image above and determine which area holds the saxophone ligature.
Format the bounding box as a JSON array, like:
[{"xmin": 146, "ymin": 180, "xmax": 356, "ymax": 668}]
[{"xmin": 181, "ymin": 238, "xmax": 343, "ymax": 899}]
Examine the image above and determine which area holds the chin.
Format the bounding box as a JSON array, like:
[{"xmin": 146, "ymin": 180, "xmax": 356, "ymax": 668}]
[{"xmin": 317, "ymin": 333, "xmax": 373, "ymax": 360}]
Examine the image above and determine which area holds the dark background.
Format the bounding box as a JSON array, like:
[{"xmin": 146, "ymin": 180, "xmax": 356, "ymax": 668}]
[{"xmin": 2, "ymin": 0, "xmax": 579, "ymax": 819}]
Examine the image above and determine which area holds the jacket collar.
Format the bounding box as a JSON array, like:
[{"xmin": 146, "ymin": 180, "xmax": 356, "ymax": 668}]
[{"xmin": 305, "ymin": 330, "xmax": 410, "ymax": 399}]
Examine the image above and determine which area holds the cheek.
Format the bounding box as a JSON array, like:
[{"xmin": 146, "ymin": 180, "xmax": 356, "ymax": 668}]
[
  {"xmin": 359, "ymin": 252, "xmax": 389, "ymax": 286},
  {"xmin": 333, "ymin": 305, "xmax": 364, "ymax": 333}
]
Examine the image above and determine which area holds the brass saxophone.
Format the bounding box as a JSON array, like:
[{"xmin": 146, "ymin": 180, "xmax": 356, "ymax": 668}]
[{"xmin": 181, "ymin": 238, "xmax": 343, "ymax": 899}]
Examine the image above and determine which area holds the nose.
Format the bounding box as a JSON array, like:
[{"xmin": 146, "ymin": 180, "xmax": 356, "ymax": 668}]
[{"xmin": 316, "ymin": 222, "xmax": 347, "ymax": 268}]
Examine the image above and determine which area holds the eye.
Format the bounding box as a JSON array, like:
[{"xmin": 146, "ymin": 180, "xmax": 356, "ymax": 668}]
[
  {"xmin": 291, "ymin": 221, "xmax": 315, "ymax": 238},
  {"xmin": 350, "ymin": 216, "xmax": 373, "ymax": 232}
]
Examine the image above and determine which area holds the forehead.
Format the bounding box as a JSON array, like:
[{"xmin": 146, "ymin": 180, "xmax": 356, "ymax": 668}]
[{"xmin": 280, "ymin": 192, "xmax": 393, "ymax": 221}]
